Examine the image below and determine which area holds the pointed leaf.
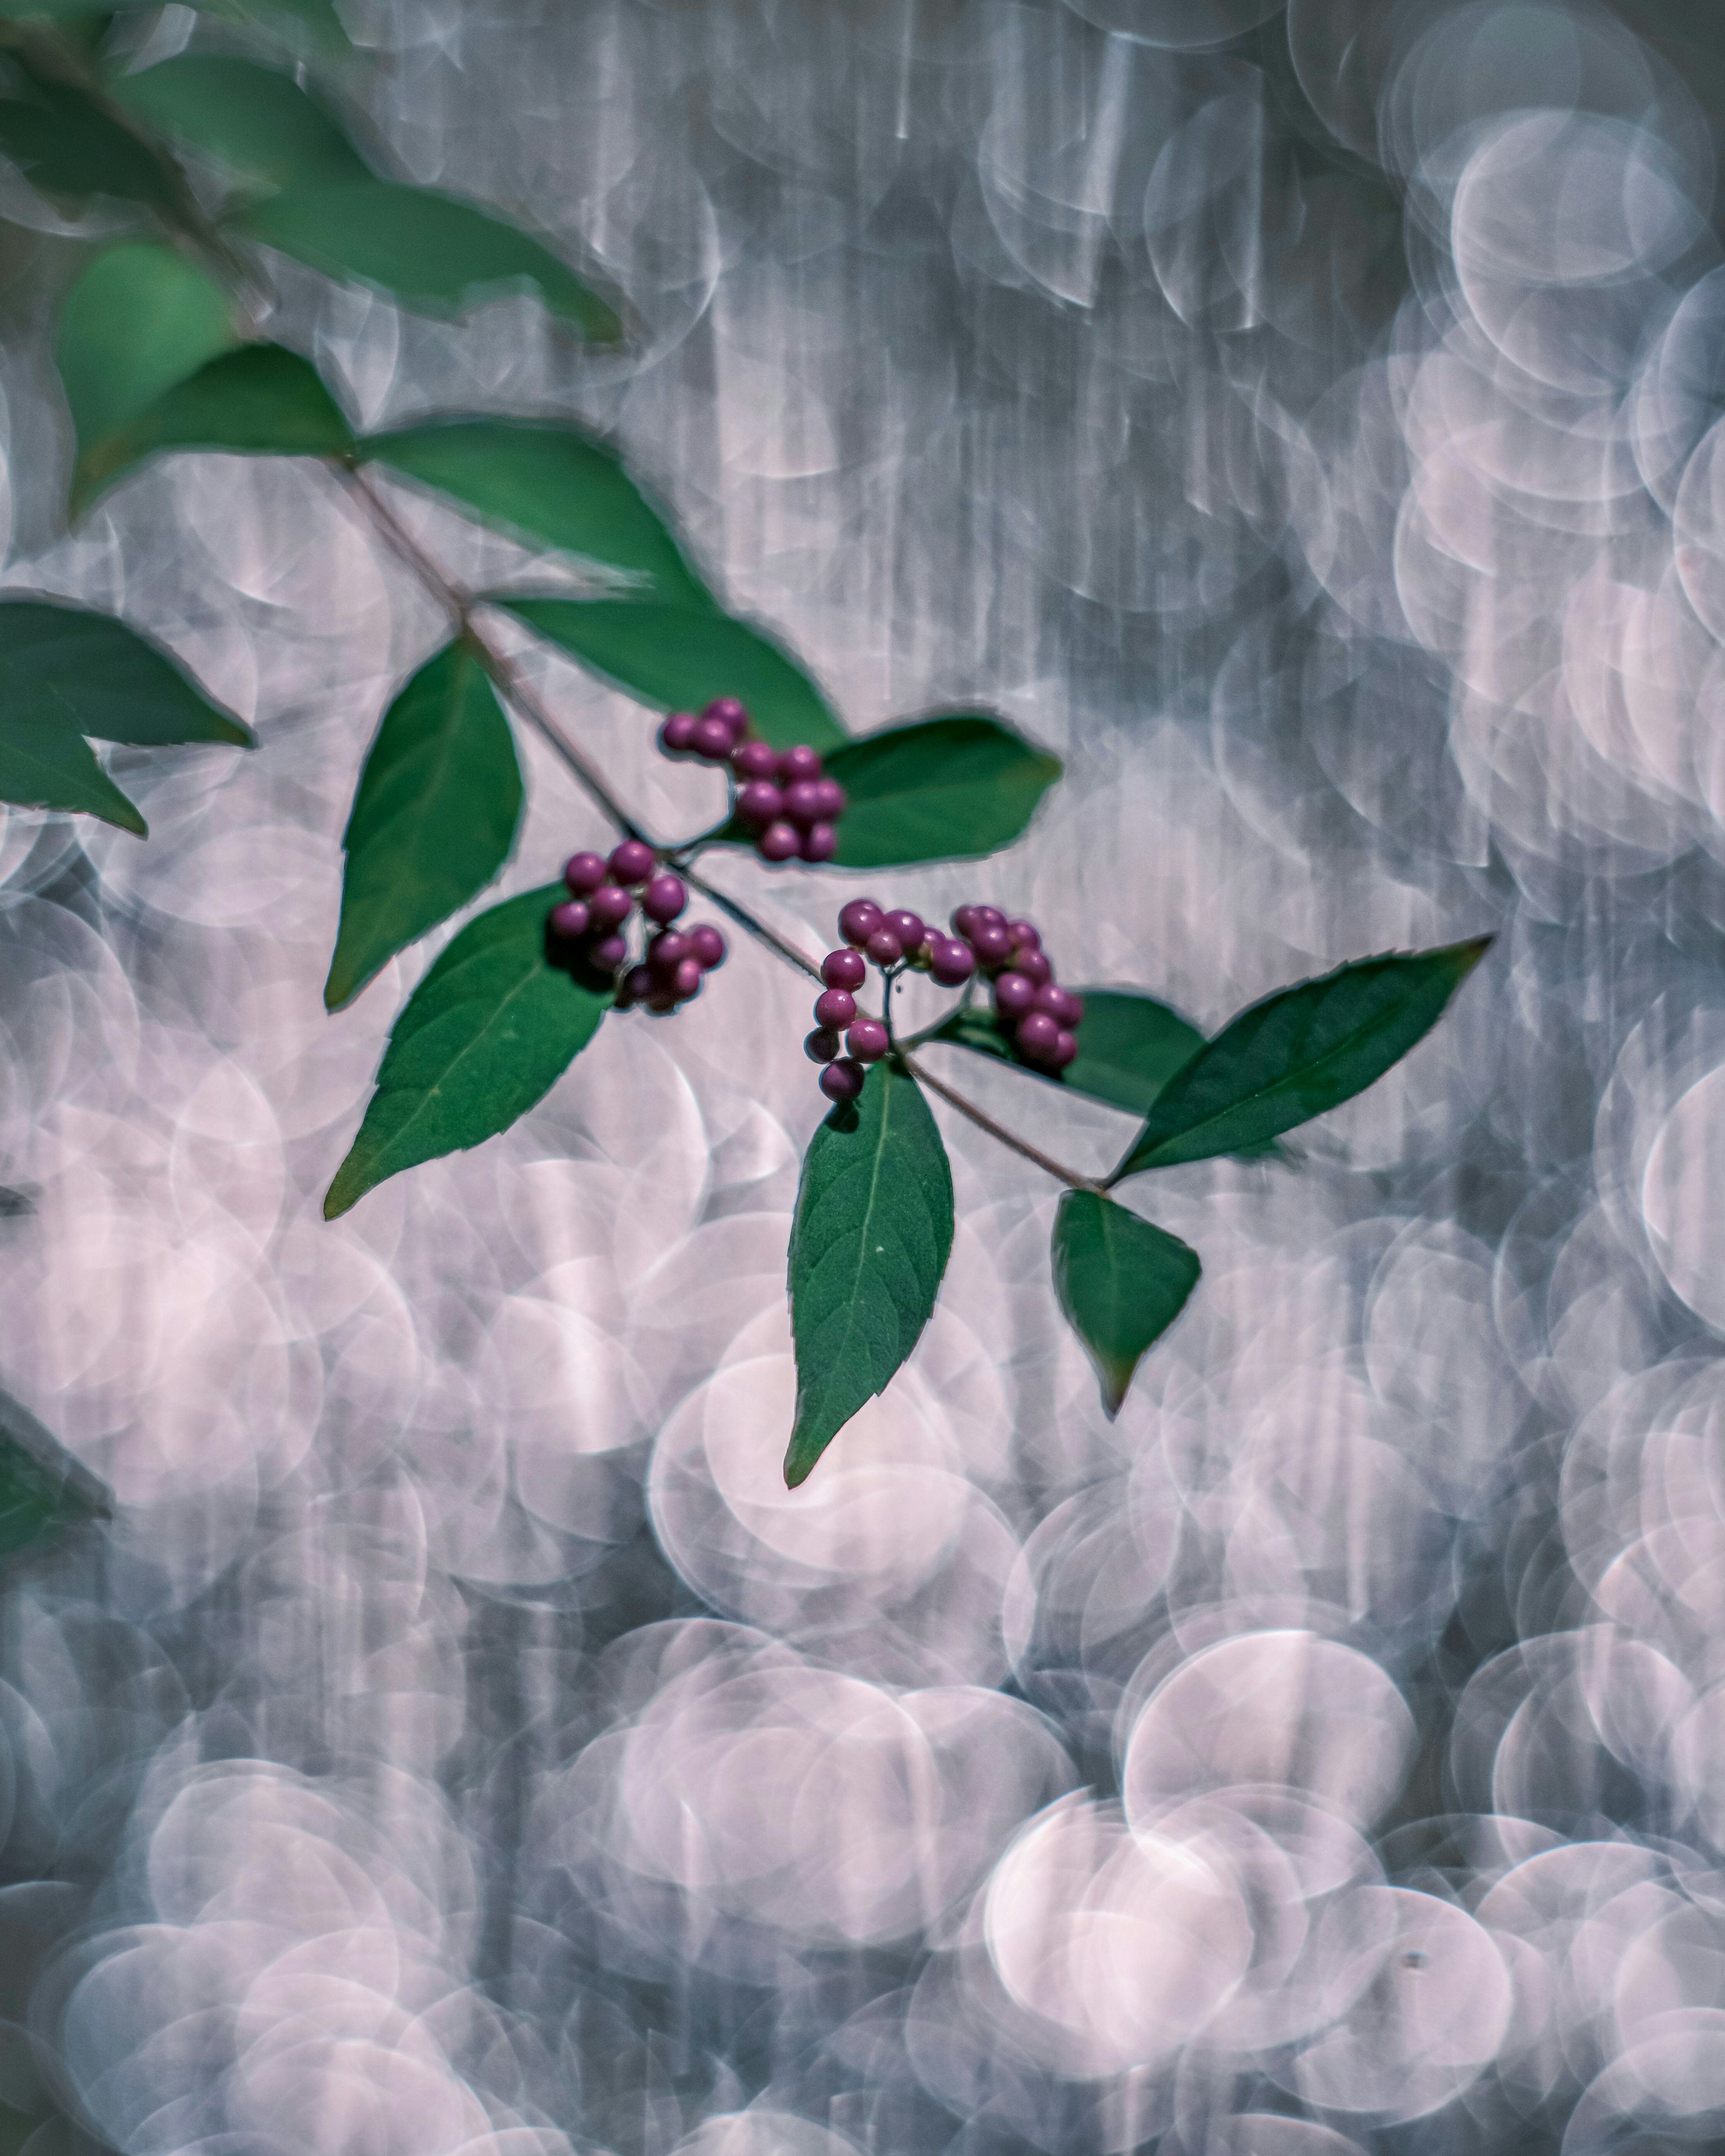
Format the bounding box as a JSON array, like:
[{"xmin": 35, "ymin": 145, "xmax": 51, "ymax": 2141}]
[
  {"xmin": 820, "ymin": 715, "xmax": 1061, "ymax": 868},
  {"xmin": 0, "ymin": 61, "xmax": 177, "ymax": 211},
  {"xmin": 785, "ymin": 1059, "xmax": 954, "ymax": 1487},
  {"xmin": 504, "ymin": 597, "xmax": 845, "ymax": 753},
  {"xmin": 0, "ymin": 600, "xmax": 252, "ymax": 747},
  {"xmin": 1111, "ymin": 939, "xmax": 1492, "ymax": 1181},
  {"xmin": 112, "ymin": 54, "xmax": 370, "ymax": 192},
  {"xmin": 1052, "ymin": 1190, "xmax": 1200, "ymax": 1416},
  {"xmin": 324, "ymin": 884, "xmax": 607, "ymax": 1217},
  {"xmin": 326, "ymin": 641, "xmax": 523, "ymax": 1010},
  {"xmin": 363, "ymin": 419, "xmax": 711, "ymax": 608},
  {"xmin": 57, "ymin": 244, "xmax": 238, "ymax": 478},
  {"xmin": 0, "ymin": 713, "xmax": 145, "ymax": 834},
  {"xmin": 0, "ymin": 1386, "xmax": 110, "ymax": 1565},
  {"xmin": 239, "ymin": 179, "xmax": 622, "ymax": 340}
]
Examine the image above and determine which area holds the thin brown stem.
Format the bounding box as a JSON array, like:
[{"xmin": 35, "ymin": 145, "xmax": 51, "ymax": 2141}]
[
  {"xmin": 679, "ymin": 864, "xmax": 824, "ymax": 981},
  {"xmin": 898, "ymin": 1051, "xmax": 1101, "ymax": 1193}
]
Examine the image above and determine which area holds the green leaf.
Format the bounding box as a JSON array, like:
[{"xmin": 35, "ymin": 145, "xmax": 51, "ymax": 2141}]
[
  {"xmin": 239, "ymin": 180, "xmax": 623, "ymax": 341},
  {"xmin": 0, "ymin": 712, "xmax": 145, "ymax": 833},
  {"xmin": 324, "ymin": 884, "xmax": 607, "ymax": 1217},
  {"xmin": 0, "ymin": 60, "xmax": 176, "ymax": 210},
  {"xmin": 111, "ymin": 54, "xmax": 370, "ymax": 193},
  {"xmin": 1052, "ymin": 1189, "xmax": 1200, "ymax": 1417},
  {"xmin": 1111, "ymin": 939, "xmax": 1493, "ymax": 1181},
  {"xmin": 503, "ymin": 598, "xmax": 845, "ymax": 753},
  {"xmin": 0, "ymin": 600, "xmax": 252, "ymax": 747},
  {"xmin": 784, "ymin": 1059, "xmax": 954, "ymax": 1487},
  {"xmin": 57, "ymin": 243, "xmax": 239, "ymax": 477},
  {"xmin": 326, "ymin": 641, "xmax": 523, "ymax": 1011},
  {"xmin": 362, "ymin": 419, "xmax": 711, "ymax": 609},
  {"xmin": 0, "ymin": 1386, "xmax": 110, "ymax": 1565},
  {"xmin": 822, "ymin": 715, "xmax": 1061, "ymax": 869}
]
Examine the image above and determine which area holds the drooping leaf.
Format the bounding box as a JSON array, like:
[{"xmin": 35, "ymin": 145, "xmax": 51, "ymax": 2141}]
[
  {"xmin": 239, "ymin": 179, "xmax": 623, "ymax": 341},
  {"xmin": 1052, "ymin": 1189, "xmax": 1200, "ymax": 1416},
  {"xmin": 0, "ymin": 59, "xmax": 177, "ymax": 210},
  {"xmin": 0, "ymin": 1385, "xmax": 111, "ymax": 1565},
  {"xmin": 0, "ymin": 600, "xmax": 252, "ymax": 747},
  {"xmin": 0, "ymin": 712, "xmax": 145, "ymax": 834},
  {"xmin": 784, "ymin": 1059, "xmax": 954, "ymax": 1487},
  {"xmin": 820, "ymin": 715, "xmax": 1061, "ymax": 869},
  {"xmin": 111, "ymin": 53, "xmax": 370, "ymax": 193},
  {"xmin": 362, "ymin": 419, "xmax": 712, "ymax": 608},
  {"xmin": 324, "ymin": 884, "xmax": 608, "ymax": 1217},
  {"xmin": 325, "ymin": 641, "xmax": 523, "ymax": 1011},
  {"xmin": 503, "ymin": 598, "xmax": 845, "ymax": 753},
  {"xmin": 1111, "ymin": 939, "xmax": 1493, "ymax": 1181}
]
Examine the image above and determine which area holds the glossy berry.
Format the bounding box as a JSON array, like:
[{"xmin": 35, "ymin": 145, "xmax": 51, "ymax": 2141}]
[
  {"xmin": 951, "ymin": 904, "xmax": 980, "ymax": 938},
  {"xmin": 1033, "ymin": 982, "xmax": 1084, "ymax": 1029},
  {"xmin": 672, "ymin": 957, "xmax": 703, "ymax": 1000},
  {"xmin": 1016, "ymin": 948, "xmax": 1053, "ymax": 987},
  {"xmin": 847, "ymin": 1018, "xmax": 889, "ymax": 1062},
  {"xmin": 971, "ymin": 921, "xmax": 1013, "ymax": 967},
  {"xmin": 805, "ymin": 1027, "xmax": 841, "ymax": 1064},
  {"xmin": 814, "ymin": 986, "xmax": 857, "ymax": 1030},
  {"xmin": 732, "ymin": 739, "xmax": 778, "ymax": 782},
  {"xmin": 865, "ymin": 927, "xmax": 904, "ymax": 967},
  {"xmin": 759, "ymin": 820, "xmax": 801, "ymax": 862},
  {"xmin": 974, "ymin": 905, "xmax": 1006, "ymax": 931},
  {"xmin": 610, "ymin": 839, "xmax": 656, "ymax": 886},
  {"xmin": 1017, "ymin": 1010, "xmax": 1059, "ymax": 1059},
  {"xmin": 1048, "ymin": 1029, "xmax": 1079, "ymax": 1069},
  {"xmin": 648, "ymin": 930, "xmax": 690, "ymax": 975},
  {"xmin": 621, "ymin": 964, "xmax": 654, "ymax": 1005},
  {"xmin": 737, "ymin": 780, "xmax": 784, "ymax": 826},
  {"xmin": 1008, "ymin": 920, "xmax": 1040, "ymax": 950},
  {"xmin": 822, "ymin": 947, "xmax": 867, "ymax": 991},
  {"xmin": 929, "ymin": 936, "xmax": 975, "ymax": 986},
  {"xmin": 548, "ymin": 899, "xmax": 590, "ymax": 941},
  {"xmin": 782, "ymin": 779, "xmax": 826, "ymax": 828},
  {"xmin": 563, "ymin": 852, "xmax": 608, "ymax": 895},
  {"xmin": 588, "ymin": 884, "xmax": 633, "ymax": 929},
  {"xmin": 703, "ymin": 696, "xmax": 748, "ymax": 741},
  {"xmin": 642, "ymin": 873, "xmax": 687, "ymax": 924},
  {"xmin": 839, "ymin": 898, "xmax": 883, "ymax": 946},
  {"xmin": 994, "ymin": 971, "xmax": 1036, "ymax": 1017},
  {"xmin": 591, "ymin": 933, "xmax": 628, "ymax": 972},
  {"xmin": 811, "ymin": 777, "xmax": 845, "ymax": 820},
  {"xmin": 687, "ymin": 923, "xmax": 726, "ymax": 969},
  {"xmin": 777, "ymin": 744, "xmax": 823, "ymax": 785},
  {"xmin": 659, "ymin": 712, "xmax": 697, "ymax": 755},
  {"xmin": 819, "ymin": 1057, "xmax": 866, "ymax": 1104},
  {"xmin": 884, "ymin": 909, "xmax": 924, "ymax": 952},
  {"xmin": 800, "ymin": 823, "xmax": 837, "ymax": 863},
  {"xmin": 693, "ymin": 715, "xmax": 734, "ymax": 760}
]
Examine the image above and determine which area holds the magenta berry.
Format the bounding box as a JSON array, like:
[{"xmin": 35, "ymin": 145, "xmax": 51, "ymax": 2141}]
[
  {"xmin": 759, "ymin": 820, "xmax": 801, "ymax": 862},
  {"xmin": 703, "ymin": 696, "xmax": 748, "ymax": 741},
  {"xmin": 1017, "ymin": 1010, "xmax": 1059, "ymax": 1059},
  {"xmin": 820, "ymin": 1058, "xmax": 866, "ymax": 1104},
  {"xmin": 1048, "ymin": 1029, "xmax": 1078, "ymax": 1069},
  {"xmin": 847, "ymin": 1018, "xmax": 889, "ymax": 1062},
  {"xmin": 621, "ymin": 963, "xmax": 654, "ymax": 1005},
  {"xmin": 1033, "ymin": 982, "xmax": 1084, "ymax": 1029},
  {"xmin": 777, "ymin": 744, "xmax": 823, "ymax": 785},
  {"xmin": 732, "ymin": 739, "xmax": 778, "ymax": 782},
  {"xmin": 1008, "ymin": 919, "xmax": 1040, "ymax": 950},
  {"xmin": 781, "ymin": 778, "xmax": 825, "ymax": 828},
  {"xmin": 687, "ymin": 923, "xmax": 726, "ymax": 969},
  {"xmin": 610, "ymin": 839, "xmax": 656, "ymax": 886},
  {"xmin": 642, "ymin": 873, "xmax": 687, "ymax": 924},
  {"xmin": 811, "ymin": 777, "xmax": 845, "ymax": 819},
  {"xmin": 929, "ymin": 937, "xmax": 975, "ymax": 986},
  {"xmin": 865, "ymin": 927, "xmax": 904, "ymax": 967},
  {"xmin": 648, "ymin": 930, "xmax": 691, "ymax": 975},
  {"xmin": 693, "ymin": 715, "xmax": 734, "ymax": 760},
  {"xmin": 1016, "ymin": 948, "xmax": 1053, "ymax": 987},
  {"xmin": 839, "ymin": 898, "xmax": 884, "ymax": 945},
  {"xmin": 814, "ymin": 986, "xmax": 857, "ymax": 1030},
  {"xmin": 951, "ymin": 904, "xmax": 980, "ymax": 938},
  {"xmin": 548, "ymin": 899, "xmax": 591, "ymax": 941},
  {"xmin": 971, "ymin": 921, "xmax": 1013, "ymax": 967},
  {"xmin": 974, "ymin": 905, "xmax": 1006, "ymax": 930},
  {"xmin": 563, "ymin": 851, "xmax": 608, "ymax": 895},
  {"xmin": 672, "ymin": 957, "xmax": 703, "ymax": 1000},
  {"xmin": 884, "ymin": 909, "xmax": 924, "ymax": 952},
  {"xmin": 800, "ymin": 823, "xmax": 837, "ymax": 863},
  {"xmin": 591, "ymin": 932, "xmax": 629, "ymax": 972},
  {"xmin": 737, "ymin": 780, "xmax": 784, "ymax": 826},
  {"xmin": 822, "ymin": 947, "xmax": 867, "ymax": 991},
  {"xmin": 994, "ymin": 971, "xmax": 1036, "ymax": 1017},
  {"xmin": 805, "ymin": 1027, "xmax": 841, "ymax": 1064},
  {"xmin": 588, "ymin": 884, "xmax": 633, "ymax": 929},
  {"xmin": 659, "ymin": 712, "xmax": 697, "ymax": 755}
]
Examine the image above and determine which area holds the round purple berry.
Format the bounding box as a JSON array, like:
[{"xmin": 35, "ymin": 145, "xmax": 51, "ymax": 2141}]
[
  {"xmin": 591, "ymin": 932, "xmax": 629, "ymax": 972},
  {"xmin": 732, "ymin": 739, "xmax": 778, "ymax": 782},
  {"xmin": 814, "ymin": 986, "xmax": 857, "ymax": 1030},
  {"xmin": 805, "ymin": 1027, "xmax": 841, "ymax": 1064},
  {"xmin": 641, "ymin": 873, "xmax": 687, "ymax": 924},
  {"xmin": 647, "ymin": 992, "xmax": 677, "ymax": 1015},
  {"xmin": 620, "ymin": 963, "xmax": 654, "ymax": 1006},
  {"xmin": 687, "ymin": 923, "xmax": 726, "ymax": 969},
  {"xmin": 929, "ymin": 937, "xmax": 975, "ymax": 986},
  {"xmin": 884, "ymin": 909, "xmax": 924, "ymax": 953},
  {"xmin": 588, "ymin": 884, "xmax": 634, "ymax": 929},
  {"xmin": 672, "ymin": 957, "xmax": 703, "ymax": 1000},
  {"xmin": 693, "ymin": 715, "xmax": 734, "ymax": 760},
  {"xmin": 994, "ymin": 971, "xmax": 1036, "ymax": 1017},
  {"xmin": 971, "ymin": 921, "xmax": 1013, "ymax": 967},
  {"xmin": 800, "ymin": 825, "xmax": 837, "ymax": 863},
  {"xmin": 1008, "ymin": 919, "xmax": 1040, "ymax": 950},
  {"xmin": 820, "ymin": 1058, "xmax": 866, "ymax": 1104},
  {"xmin": 865, "ymin": 927, "xmax": 904, "ymax": 967},
  {"xmin": 1016, "ymin": 1010, "xmax": 1060, "ymax": 1059},
  {"xmin": 758, "ymin": 820, "xmax": 801, "ymax": 862},
  {"xmin": 737, "ymin": 780, "xmax": 784, "ymax": 827},
  {"xmin": 703, "ymin": 696, "xmax": 749, "ymax": 742},
  {"xmin": 777, "ymin": 744, "xmax": 823, "ymax": 785},
  {"xmin": 839, "ymin": 898, "xmax": 883, "ymax": 946},
  {"xmin": 811, "ymin": 777, "xmax": 845, "ymax": 820},
  {"xmin": 1033, "ymin": 982, "xmax": 1084, "ymax": 1029},
  {"xmin": 1048, "ymin": 1029, "xmax": 1079, "ymax": 1069},
  {"xmin": 781, "ymin": 778, "xmax": 826, "ymax": 829},
  {"xmin": 974, "ymin": 905, "xmax": 1006, "ymax": 931},
  {"xmin": 1016, "ymin": 948, "xmax": 1053, "ymax": 987},
  {"xmin": 659, "ymin": 712, "xmax": 697, "ymax": 755},
  {"xmin": 847, "ymin": 1018, "xmax": 889, "ymax": 1062},
  {"xmin": 548, "ymin": 898, "xmax": 591, "ymax": 941},
  {"xmin": 563, "ymin": 851, "xmax": 608, "ymax": 895},
  {"xmin": 609, "ymin": 839, "xmax": 656, "ymax": 887},
  {"xmin": 648, "ymin": 930, "xmax": 691, "ymax": 975},
  {"xmin": 821, "ymin": 947, "xmax": 867, "ymax": 991},
  {"xmin": 951, "ymin": 905, "xmax": 980, "ymax": 938}
]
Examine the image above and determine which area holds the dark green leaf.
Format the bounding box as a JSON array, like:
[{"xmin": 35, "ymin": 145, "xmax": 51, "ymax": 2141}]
[
  {"xmin": 362, "ymin": 419, "xmax": 711, "ymax": 608},
  {"xmin": 784, "ymin": 1059, "xmax": 954, "ymax": 1487},
  {"xmin": 1111, "ymin": 939, "xmax": 1493, "ymax": 1181},
  {"xmin": 0, "ymin": 712, "xmax": 145, "ymax": 834},
  {"xmin": 57, "ymin": 243, "xmax": 239, "ymax": 478},
  {"xmin": 1052, "ymin": 1189, "xmax": 1200, "ymax": 1416},
  {"xmin": 822, "ymin": 715, "xmax": 1061, "ymax": 869},
  {"xmin": 239, "ymin": 180, "xmax": 622, "ymax": 341},
  {"xmin": 324, "ymin": 884, "xmax": 607, "ymax": 1217},
  {"xmin": 74, "ymin": 343, "xmax": 355, "ymax": 512},
  {"xmin": 326, "ymin": 642, "xmax": 523, "ymax": 1011},
  {"xmin": 0, "ymin": 1385, "xmax": 110, "ymax": 1565},
  {"xmin": 0, "ymin": 61, "xmax": 176, "ymax": 210},
  {"xmin": 0, "ymin": 600, "xmax": 252, "ymax": 747},
  {"xmin": 112, "ymin": 54, "xmax": 369, "ymax": 193},
  {"xmin": 504, "ymin": 597, "xmax": 845, "ymax": 753}
]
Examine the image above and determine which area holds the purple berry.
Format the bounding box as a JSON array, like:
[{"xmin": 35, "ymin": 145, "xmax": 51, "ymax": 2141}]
[
  {"xmin": 822, "ymin": 947, "xmax": 867, "ymax": 991},
  {"xmin": 1017, "ymin": 1010, "xmax": 1059, "ymax": 1059},
  {"xmin": 777, "ymin": 744, "xmax": 823, "ymax": 785},
  {"xmin": 687, "ymin": 923, "xmax": 726, "ymax": 969},
  {"xmin": 737, "ymin": 780, "xmax": 784, "ymax": 827},
  {"xmin": 1048, "ymin": 1029, "xmax": 1078, "ymax": 1069},
  {"xmin": 659, "ymin": 712, "xmax": 697, "ymax": 755},
  {"xmin": 781, "ymin": 778, "xmax": 826, "ymax": 828},
  {"xmin": 1008, "ymin": 919, "xmax": 1040, "ymax": 950},
  {"xmin": 865, "ymin": 927, "xmax": 903, "ymax": 967},
  {"xmin": 548, "ymin": 899, "xmax": 591, "ymax": 941},
  {"xmin": 839, "ymin": 898, "xmax": 883, "ymax": 946},
  {"xmin": 811, "ymin": 776, "xmax": 845, "ymax": 820},
  {"xmin": 929, "ymin": 937, "xmax": 975, "ymax": 986},
  {"xmin": 800, "ymin": 824, "xmax": 837, "ymax": 863},
  {"xmin": 642, "ymin": 873, "xmax": 687, "ymax": 924},
  {"xmin": 672, "ymin": 957, "xmax": 703, "ymax": 1000},
  {"xmin": 1033, "ymin": 982, "xmax": 1084, "ymax": 1029},
  {"xmin": 847, "ymin": 1018, "xmax": 889, "ymax": 1062},
  {"xmin": 648, "ymin": 930, "xmax": 690, "ymax": 975},
  {"xmin": 884, "ymin": 909, "xmax": 924, "ymax": 953},
  {"xmin": 814, "ymin": 986, "xmax": 857, "ymax": 1029},
  {"xmin": 620, "ymin": 963, "xmax": 654, "ymax": 1005},
  {"xmin": 1056, "ymin": 988, "xmax": 1085, "ymax": 1029},
  {"xmin": 587, "ymin": 884, "xmax": 634, "ymax": 929},
  {"xmin": 591, "ymin": 933, "xmax": 629, "ymax": 972},
  {"xmin": 820, "ymin": 1058, "xmax": 866, "ymax": 1104},
  {"xmin": 703, "ymin": 696, "xmax": 748, "ymax": 742},
  {"xmin": 951, "ymin": 905, "xmax": 980, "ymax": 938},
  {"xmin": 694, "ymin": 715, "xmax": 734, "ymax": 760},
  {"xmin": 1017, "ymin": 948, "xmax": 1053, "ymax": 987},
  {"xmin": 609, "ymin": 839, "xmax": 656, "ymax": 886},
  {"xmin": 732, "ymin": 739, "xmax": 778, "ymax": 782},
  {"xmin": 805, "ymin": 1027, "xmax": 841, "ymax": 1064},
  {"xmin": 971, "ymin": 922, "xmax": 1013, "ymax": 967},
  {"xmin": 758, "ymin": 821, "xmax": 801, "ymax": 862},
  {"xmin": 994, "ymin": 971, "xmax": 1036, "ymax": 1017},
  {"xmin": 974, "ymin": 905, "xmax": 1006, "ymax": 931},
  {"xmin": 563, "ymin": 852, "xmax": 608, "ymax": 895}
]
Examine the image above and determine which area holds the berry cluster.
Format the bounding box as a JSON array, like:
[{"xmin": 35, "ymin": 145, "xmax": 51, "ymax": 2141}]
[
  {"xmin": 804, "ymin": 896, "xmax": 1083, "ymax": 1104},
  {"xmin": 658, "ymin": 696, "xmax": 845, "ymax": 865},
  {"xmin": 548, "ymin": 839, "xmax": 726, "ymax": 1012}
]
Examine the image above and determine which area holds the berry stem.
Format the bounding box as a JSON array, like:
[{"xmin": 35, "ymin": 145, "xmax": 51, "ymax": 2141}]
[
  {"xmin": 896, "ymin": 1053, "xmax": 1102, "ymax": 1194},
  {"xmin": 678, "ymin": 864, "xmax": 825, "ymax": 981}
]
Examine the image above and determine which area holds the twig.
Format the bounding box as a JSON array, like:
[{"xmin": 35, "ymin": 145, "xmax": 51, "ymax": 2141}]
[
  {"xmin": 898, "ymin": 1051, "xmax": 1101, "ymax": 1193},
  {"xmin": 679, "ymin": 863, "xmax": 824, "ymax": 981}
]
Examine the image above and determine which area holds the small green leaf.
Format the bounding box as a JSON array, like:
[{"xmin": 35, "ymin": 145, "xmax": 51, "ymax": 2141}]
[
  {"xmin": 1052, "ymin": 1190, "xmax": 1200, "ymax": 1417},
  {"xmin": 1111, "ymin": 939, "xmax": 1493, "ymax": 1181},
  {"xmin": 785, "ymin": 1059, "xmax": 954, "ymax": 1487},
  {"xmin": 0, "ymin": 712, "xmax": 145, "ymax": 834},
  {"xmin": 822, "ymin": 715, "xmax": 1061, "ymax": 869},
  {"xmin": 0, "ymin": 600, "xmax": 252, "ymax": 747},
  {"xmin": 73, "ymin": 343, "xmax": 356, "ymax": 512},
  {"xmin": 111, "ymin": 54, "xmax": 370, "ymax": 193},
  {"xmin": 0, "ymin": 60, "xmax": 176, "ymax": 210},
  {"xmin": 504, "ymin": 597, "xmax": 845, "ymax": 753},
  {"xmin": 239, "ymin": 179, "xmax": 623, "ymax": 341},
  {"xmin": 326, "ymin": 641, "xmax": 523, "ymax": 1011},
  {"xmin": 57, "ymin": 244, "xmax": 238, "ymax": 475},
  {"xmin": 324, "ymin": 884, "xmax": 607, "ymax": 1217},
  {"xmin": 362, "ymin": 419, "xmax": 710, "ymax": 608},
  {"xmin": 0, "ymin": 1386, "xmax": 110, "ymax": 1565}
]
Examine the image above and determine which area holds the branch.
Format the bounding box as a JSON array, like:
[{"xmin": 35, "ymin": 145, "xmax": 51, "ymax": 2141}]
[{"xmin": 897, "ymin": 1052, "xmax": 1101, "ymax": 1193}]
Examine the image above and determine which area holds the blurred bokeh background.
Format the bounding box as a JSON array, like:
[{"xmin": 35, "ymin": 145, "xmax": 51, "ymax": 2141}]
[{"xmin": 4, "ymin": 0, "xmax": 1725, "ymax": 2149}]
